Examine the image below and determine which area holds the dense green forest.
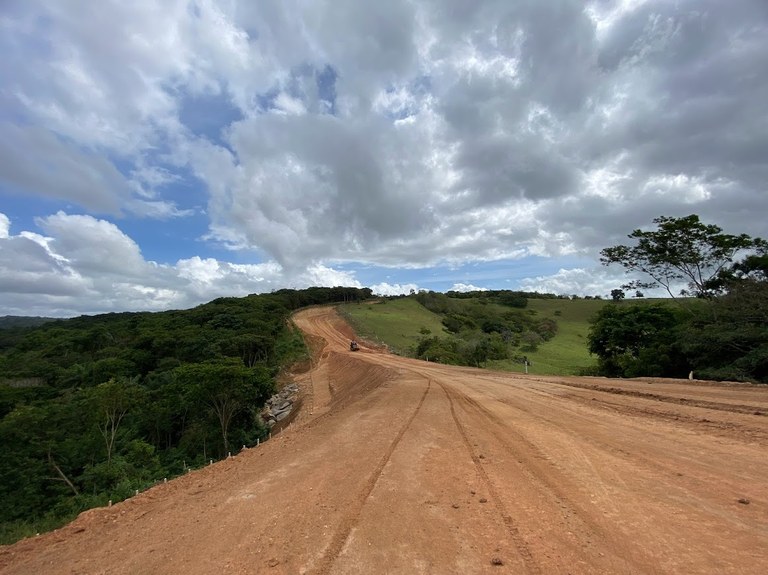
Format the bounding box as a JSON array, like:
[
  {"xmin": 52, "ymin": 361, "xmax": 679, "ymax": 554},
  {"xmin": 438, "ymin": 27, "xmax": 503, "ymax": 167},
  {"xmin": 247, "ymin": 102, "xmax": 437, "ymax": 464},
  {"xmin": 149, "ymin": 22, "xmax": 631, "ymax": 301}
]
[{"xmin": 0, "ymin": 287, "xmax": 371, "ymax": 543}]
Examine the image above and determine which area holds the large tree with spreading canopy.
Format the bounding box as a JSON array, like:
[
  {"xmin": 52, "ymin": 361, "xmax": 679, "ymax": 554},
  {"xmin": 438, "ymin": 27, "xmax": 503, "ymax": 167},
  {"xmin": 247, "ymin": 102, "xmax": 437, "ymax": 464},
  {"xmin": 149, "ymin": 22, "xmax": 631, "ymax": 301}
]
[{"xmin": 600, "ymin": 214, "xmax": 766, "ymax": 299}]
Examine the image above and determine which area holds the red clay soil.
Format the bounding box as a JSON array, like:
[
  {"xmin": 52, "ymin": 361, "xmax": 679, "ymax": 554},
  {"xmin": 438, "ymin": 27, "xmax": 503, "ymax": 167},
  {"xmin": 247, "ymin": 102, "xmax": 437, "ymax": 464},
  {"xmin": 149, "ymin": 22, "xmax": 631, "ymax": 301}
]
[{"xmin": 2, "ymin": 306, "xmax": 768, "ymax": 574}]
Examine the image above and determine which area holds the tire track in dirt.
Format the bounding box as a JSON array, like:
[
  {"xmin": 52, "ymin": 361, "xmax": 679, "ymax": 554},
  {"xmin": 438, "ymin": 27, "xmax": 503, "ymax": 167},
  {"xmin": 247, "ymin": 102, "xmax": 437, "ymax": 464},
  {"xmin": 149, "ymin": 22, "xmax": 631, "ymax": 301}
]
[
  {"xmin": 312, "ymin": 378, "xmax": 432, "ymax": 575},
  {"xmin": 434, "ymin": 380, "xmax": 542, "ymax": 575},
  {"xmin": 443, "ymin": 368, "xmax": 766, "ymax": 417},
  {"xmin": 490, "ymin": 385, "xmax": 768, "ymax": 488},
  {"xmin": 493, "ymin": 388, "xmax": 701, "ymax": 488},
  {"xmin": 565, "ymin": 392, "xmax": 768, "ymax": 443},
  {"xmin": 487, "ymin": 380, "xmax": 768, "ymax": 447},
  {"xmin": 443, "ymin": 383, "xmax": 660, "ymax": 572},
  {"xmin": 545, "ymin": 380, "xmax": 766, "ymax": 416}
]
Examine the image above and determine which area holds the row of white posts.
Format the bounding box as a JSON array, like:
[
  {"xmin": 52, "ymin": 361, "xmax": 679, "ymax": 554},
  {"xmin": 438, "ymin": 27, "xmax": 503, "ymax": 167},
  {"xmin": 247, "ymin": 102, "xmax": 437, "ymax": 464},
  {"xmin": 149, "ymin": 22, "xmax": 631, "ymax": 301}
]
[{"xmin": 107, "ymin": 421, "xmax": 295, "ymax": 507}]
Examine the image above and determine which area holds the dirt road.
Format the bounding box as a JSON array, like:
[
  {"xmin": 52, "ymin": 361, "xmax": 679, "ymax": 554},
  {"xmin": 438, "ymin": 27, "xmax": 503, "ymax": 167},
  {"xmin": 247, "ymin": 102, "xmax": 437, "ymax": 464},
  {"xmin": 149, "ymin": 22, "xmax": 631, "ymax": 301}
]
[{"xmin": 2, "ymin": 306, "xmax": 767, "ymax": 574}]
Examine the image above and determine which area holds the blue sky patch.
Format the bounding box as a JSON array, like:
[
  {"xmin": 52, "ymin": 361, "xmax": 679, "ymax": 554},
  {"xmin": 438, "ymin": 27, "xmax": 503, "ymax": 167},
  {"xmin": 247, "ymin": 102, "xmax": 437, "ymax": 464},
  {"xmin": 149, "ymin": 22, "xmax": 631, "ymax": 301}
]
[
  {"xmin": 316, "ymin": 64, "xmax": 338, "ymax": 115},
  {"xmin": 179, "ymin": 91, "xmax": 243, "ymax": 148}
]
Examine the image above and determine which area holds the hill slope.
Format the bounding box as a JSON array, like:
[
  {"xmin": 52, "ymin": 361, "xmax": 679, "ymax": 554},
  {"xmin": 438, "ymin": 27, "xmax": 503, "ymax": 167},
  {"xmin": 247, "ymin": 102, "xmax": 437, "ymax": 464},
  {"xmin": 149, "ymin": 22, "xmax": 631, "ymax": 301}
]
[{"xmin": 340, "ymin": 296, "xmax": 606, "ymax": 375}]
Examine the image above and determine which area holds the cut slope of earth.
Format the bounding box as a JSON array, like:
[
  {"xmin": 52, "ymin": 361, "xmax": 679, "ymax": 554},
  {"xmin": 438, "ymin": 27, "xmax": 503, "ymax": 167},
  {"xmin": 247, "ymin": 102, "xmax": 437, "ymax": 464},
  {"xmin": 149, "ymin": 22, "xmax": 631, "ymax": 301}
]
[{"xmin": 1, "ymin": 306, "xmax": 767, "ymax": 574}]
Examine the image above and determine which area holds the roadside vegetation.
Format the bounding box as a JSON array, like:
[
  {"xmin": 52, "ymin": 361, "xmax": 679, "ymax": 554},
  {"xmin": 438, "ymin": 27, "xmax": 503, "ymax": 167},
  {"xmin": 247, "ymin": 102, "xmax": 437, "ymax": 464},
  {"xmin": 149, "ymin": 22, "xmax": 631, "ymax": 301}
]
[
  {"xmin": 591, "ymin": 214, "xmax": 767, "ymax": 383},
  {"xmin": 0, "ymin": 287, "xmax": 371, "ymax": 544}
]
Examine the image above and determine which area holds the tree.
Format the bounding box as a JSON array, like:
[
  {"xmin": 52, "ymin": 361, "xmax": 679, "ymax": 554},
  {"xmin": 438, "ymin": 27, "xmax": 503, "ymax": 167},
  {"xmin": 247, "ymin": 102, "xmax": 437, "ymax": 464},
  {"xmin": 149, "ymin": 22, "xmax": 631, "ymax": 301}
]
[
  {"xmin": 731, "ymin": 253, "xmax": 768, "ymax": 282},
  {"xmin": 535, "ymin": 318, "xmax": 558, "ymax": 341},
  {"xmin": 610, "ymin": 289, "xmax": 625, "ymax": 302},
  {"xmin": 174, "ymin": 360, "xmax": 272, "ymax": 455},
  {"xmin": 220, "ymin": 334, "xmax": 274, "ymax": 367},
  {"xmin": 680, "ymin": 279, "xmax": 768, "ymax": 382},
  {"xmin": 520, "ymin": 330, "xmax": 543, "ymax": 352},
  {"xmin": 587, "ymin": 303, "xmax": 688, "ymax": 377},
  {"xmin": 459, "ymin": 336, "xmax": 491, "ymax": 367},
  {"xmin": 601, "ymin": 215, "xmax": 765, "ymax": 299},
  {"xmin": 415, "ymin": 336, "xmax": 463, "ymax": 365},
  {"xmin": 88, "ymin": 377, "xmax": 144, "ymax": 465}
]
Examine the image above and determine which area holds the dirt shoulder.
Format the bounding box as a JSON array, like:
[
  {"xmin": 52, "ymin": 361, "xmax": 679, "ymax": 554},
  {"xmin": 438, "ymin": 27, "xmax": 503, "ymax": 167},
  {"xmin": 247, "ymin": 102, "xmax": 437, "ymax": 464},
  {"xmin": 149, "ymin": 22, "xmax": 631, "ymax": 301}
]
[{"xmin": 2, "ymin": 306, "xmax": 767, "ymax": 574}]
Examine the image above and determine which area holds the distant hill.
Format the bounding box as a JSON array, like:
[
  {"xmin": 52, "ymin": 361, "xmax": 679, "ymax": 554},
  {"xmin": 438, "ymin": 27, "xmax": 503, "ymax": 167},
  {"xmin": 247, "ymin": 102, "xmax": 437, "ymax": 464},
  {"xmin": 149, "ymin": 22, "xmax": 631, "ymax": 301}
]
[
  {"xmin": 0, "ymin": 315, "xmax": 55, "ymax": 329},
  {"xmin": 339, "ymin": 292, "xmax": 607, "ymax": 376}
]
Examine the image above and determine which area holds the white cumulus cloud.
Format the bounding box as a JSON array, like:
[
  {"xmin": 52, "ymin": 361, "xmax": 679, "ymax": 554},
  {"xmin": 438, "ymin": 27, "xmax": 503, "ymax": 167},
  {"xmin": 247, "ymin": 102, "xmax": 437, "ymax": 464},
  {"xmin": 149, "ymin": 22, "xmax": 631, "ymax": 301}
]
[
  {"xmin": 450, "ymin": 283, "xmax": 488, "ymax": 292},
  {"xmin": 370, "ymin": 282, "xmax": 421, "ymax": 296}
]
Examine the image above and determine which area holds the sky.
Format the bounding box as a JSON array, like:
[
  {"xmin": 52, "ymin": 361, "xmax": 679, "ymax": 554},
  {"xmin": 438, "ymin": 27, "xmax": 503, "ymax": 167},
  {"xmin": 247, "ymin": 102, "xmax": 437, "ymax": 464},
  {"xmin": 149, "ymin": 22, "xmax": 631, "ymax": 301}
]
[{"xmin": 1, "ymin": 0, "xmax": 767, "ymax": 317}]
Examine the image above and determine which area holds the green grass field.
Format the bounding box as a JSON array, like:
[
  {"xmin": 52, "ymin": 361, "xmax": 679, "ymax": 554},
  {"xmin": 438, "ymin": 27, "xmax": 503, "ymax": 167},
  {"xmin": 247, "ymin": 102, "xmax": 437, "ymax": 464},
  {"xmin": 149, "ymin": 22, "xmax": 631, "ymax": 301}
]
[
  {"xmin": 338, "ymin": 298, "xmax": 449, "ymax": 355},
  {"xmin": 486, "ymin": 298, "xmax": 606, "ymax": 375},
  {"xmin": 340, "ymin": 296, "xmax": 610, "ymax": 376}
]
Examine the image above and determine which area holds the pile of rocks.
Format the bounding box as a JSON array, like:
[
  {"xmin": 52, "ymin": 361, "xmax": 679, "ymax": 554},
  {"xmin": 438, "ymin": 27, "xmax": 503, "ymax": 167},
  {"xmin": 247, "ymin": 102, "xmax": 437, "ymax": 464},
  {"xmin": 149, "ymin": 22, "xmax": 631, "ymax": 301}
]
[{"xmin": 262, "ymin": 383, "xmax": 299, "ymax": 428}]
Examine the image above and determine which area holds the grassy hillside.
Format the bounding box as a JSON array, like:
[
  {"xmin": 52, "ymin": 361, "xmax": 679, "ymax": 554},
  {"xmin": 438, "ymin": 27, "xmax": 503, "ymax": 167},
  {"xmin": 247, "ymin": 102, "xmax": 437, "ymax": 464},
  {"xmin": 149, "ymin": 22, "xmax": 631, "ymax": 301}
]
[
  {"xmin": 340, "ymin": 295, "xmax": 609, "ymax": 376},
  {"xmin": 338, "ymin": 298, "xmax": 447, "ymax": 355},
  {"xmin": 487, "ymin": 298, "xmax": 606, "ymax": 375}
]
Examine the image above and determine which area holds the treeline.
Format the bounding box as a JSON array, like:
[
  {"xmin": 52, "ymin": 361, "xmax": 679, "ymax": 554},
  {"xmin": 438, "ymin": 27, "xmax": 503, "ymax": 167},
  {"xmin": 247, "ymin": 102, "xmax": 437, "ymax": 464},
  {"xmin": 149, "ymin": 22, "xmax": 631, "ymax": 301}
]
[
  {"xmin": 587, "ymin": 282, "xmax": 768, "ymax": 382},
  {"xmin": 412, "ymin": 291, "xmax": 556, "ymax": 366},
  {"xmin": 0, "ymin": 286, "xmax": 372, "ymax": 543},
  {"xmin": 591, "ymin": 215, "xmax": 767, "ymax": 383},
  {"xmin": 443, "ymin": 289, "xmax": 558, "ymax": 303},
  {"xmin": 0, "ymin": 316, "xmax": 54, "ymax": 329}
]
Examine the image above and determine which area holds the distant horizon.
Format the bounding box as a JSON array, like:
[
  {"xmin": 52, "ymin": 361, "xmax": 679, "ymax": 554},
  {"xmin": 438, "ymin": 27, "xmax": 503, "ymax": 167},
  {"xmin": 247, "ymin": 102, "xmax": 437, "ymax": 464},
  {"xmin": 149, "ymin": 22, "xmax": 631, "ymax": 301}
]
[{"xmin": 0, "ymin": 286, "xmax": 674, "ymax": 321}]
